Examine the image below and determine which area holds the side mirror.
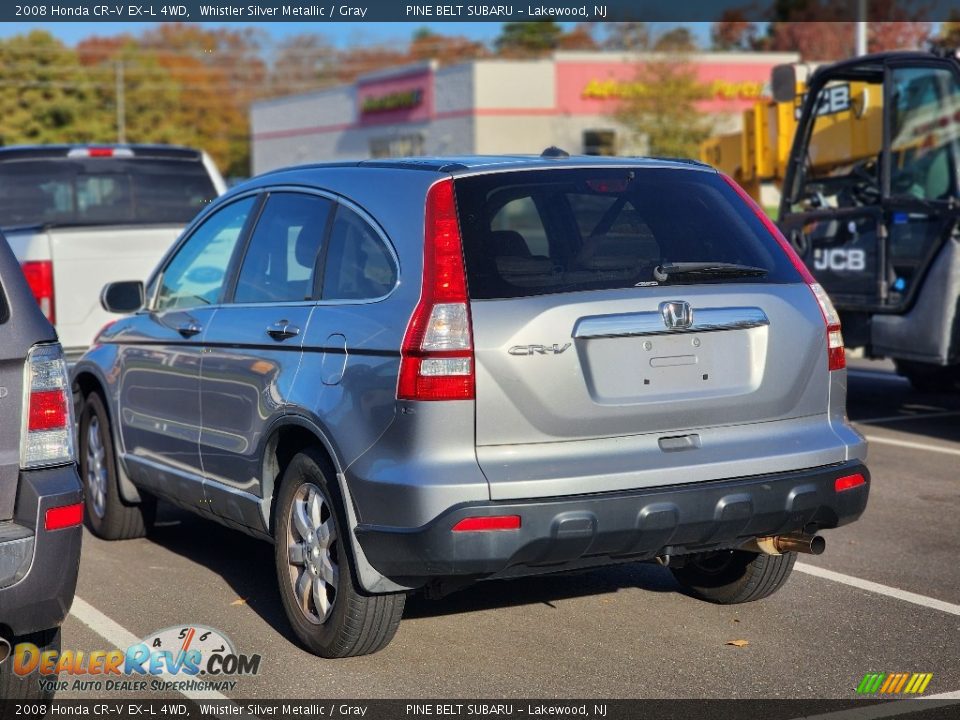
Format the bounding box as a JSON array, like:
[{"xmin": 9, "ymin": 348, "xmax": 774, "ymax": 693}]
[
  {"xmin": 771, "ymin": 65, "xmax": 797, "ymax": 103},
  {"xmin": 101, "ymin": 281, "xmax": 145, "ymax": 314}
]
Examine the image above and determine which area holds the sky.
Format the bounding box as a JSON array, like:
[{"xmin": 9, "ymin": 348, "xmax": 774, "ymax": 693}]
[{"xmin": 0, "ymin": 21, "xmax": 711, "ymax": 48}]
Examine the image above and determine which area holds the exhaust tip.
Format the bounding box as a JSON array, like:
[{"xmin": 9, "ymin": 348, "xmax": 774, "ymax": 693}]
[
  {"xmin": 0, "ymin": 637, "xmax": 11, "ymax": 665},
  {"xmin": 744, "ymin": 533, "xmax": 826, "ymax": 556}
]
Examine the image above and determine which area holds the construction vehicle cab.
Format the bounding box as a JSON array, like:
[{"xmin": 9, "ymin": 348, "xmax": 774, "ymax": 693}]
[{"xmin": 778, "ymin": 50, "xmax": 960, "ymax": 389}]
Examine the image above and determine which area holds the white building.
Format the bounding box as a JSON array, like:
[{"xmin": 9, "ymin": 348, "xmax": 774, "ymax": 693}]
[{"xmin": 250, "ymin": 51, "xmax": 800, "ymax": 174}]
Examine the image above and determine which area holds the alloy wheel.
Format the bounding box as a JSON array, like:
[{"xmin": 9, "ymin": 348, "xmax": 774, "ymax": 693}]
[
  {"xmin": 286, "ymin": 482, "xmax": 339, "ymax": 624},
  {"xmin": 85, "ymin": 416, "xmax": 108, "ymax": 519}
]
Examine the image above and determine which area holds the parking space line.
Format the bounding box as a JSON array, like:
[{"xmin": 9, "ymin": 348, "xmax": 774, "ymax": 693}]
[
  {"xmin": 69, "ymin": 596, "xmax": 245, "ymax": 713},
  {"xmin": 862, "ymin": 435, "xmax": 960, "ymax": 457},
  {"xmin": 791, "ymin": 691, "xmax": 960, "ymax": 720},
  {"xmin": 70, "ymin": 597, "xmax": 140, "ymax": 648},
  {"xmin": 795, "ymin": 564, "xmax": 960, "ymax": 616}
]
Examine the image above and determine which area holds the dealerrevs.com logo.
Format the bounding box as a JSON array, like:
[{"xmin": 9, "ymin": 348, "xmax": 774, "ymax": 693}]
[{"xmin": 10, "ymin": 625, "xmax": 260, "ymax": 694}]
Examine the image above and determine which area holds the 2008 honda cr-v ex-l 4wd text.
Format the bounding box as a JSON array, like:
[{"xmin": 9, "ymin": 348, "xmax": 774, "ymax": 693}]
[{"xmin": 73, "ymin": 153, "xmax": 869, "ymax": 658}]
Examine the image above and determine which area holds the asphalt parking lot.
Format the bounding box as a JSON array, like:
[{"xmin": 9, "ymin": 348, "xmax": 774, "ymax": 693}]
[{"xmin": 57, "ymin": 357, "xmax": 960, "ymax": 702}]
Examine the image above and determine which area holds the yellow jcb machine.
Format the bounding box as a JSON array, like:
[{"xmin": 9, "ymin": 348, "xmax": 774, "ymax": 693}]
[{"xmin": 703, "ymin": 50, "xmax": 960, "ymax": 390}]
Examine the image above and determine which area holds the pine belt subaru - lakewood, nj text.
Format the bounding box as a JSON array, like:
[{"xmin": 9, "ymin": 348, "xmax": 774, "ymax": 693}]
[{"xmin": 72, "ymin": 153, "xmax": 870, "ymax": 658}]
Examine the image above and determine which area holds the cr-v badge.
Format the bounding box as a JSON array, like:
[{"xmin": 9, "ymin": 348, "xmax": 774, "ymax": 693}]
[{"xmin": 508, "ymin": 343, "xmax": 571, "ymax": 356}]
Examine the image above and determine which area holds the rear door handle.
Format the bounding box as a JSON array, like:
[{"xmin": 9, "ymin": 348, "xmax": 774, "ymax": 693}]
[
  {"xmin": 177, "ymin": 322, "xmax": 202, "ymax": 338},
  {"xmin": 266, "ymin": 321, "xmax": 300, "ymax": 341}
]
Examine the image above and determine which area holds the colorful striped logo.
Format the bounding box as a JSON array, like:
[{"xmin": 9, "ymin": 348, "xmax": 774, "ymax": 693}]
[{"xmin": 857, "ymin": 673, "xmax": 933, "ymax": 694}]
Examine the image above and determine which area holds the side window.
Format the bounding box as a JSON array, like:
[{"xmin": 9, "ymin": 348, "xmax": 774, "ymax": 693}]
[
  {"xmin": 234, "ymin": 193, "xmax": 332, "ymax": 304},
  {"xmin": 322, "ymin": 205, "xmax": 397, "ymax": 301},
  {"xmin": 155, "ymin": 196, "xmax": 255, "ymax": 312},
  {"xmin": 890, "ymin": 66, "xmax": 960, "ymax": 201},
  {"xmin": 791, "ymin": 73, "xmax": 884, "ymax": 211}
]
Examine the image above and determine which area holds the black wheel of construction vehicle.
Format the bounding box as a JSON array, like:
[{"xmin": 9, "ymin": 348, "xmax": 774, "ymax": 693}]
[{"xmin": 671, "ymin": 549, "xmax": 797, "ymax": 604}]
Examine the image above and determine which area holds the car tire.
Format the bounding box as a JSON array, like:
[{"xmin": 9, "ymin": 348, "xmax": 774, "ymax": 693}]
[
  {"xmin": 671, "ymin": 549, "xmax": 797, "ymax": 604},
  {"xmin": 79, "ymin": 391, "xmax": 155, "ymax": 540},
  {"xmin": 0, "ymin": 627, "xmax": 60, "ymax": 708},
  {"xmin": 274, "ymin": 449, "xmax": 405, "ymax": 658}
]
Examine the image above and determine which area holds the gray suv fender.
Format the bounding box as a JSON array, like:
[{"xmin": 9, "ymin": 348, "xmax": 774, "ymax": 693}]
[
  {"xmin": 71, "ymin": 357, "xmax": 144, "ymax": 505},
  {"xmin": 259, "ymin": 413, "xmax": 409, "ymax": 594}
]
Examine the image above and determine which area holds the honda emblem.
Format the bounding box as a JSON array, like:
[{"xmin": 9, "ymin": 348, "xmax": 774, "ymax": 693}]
[{"xmin": 660, "ymin": 301, "xmax": 693, "ymax": 330}]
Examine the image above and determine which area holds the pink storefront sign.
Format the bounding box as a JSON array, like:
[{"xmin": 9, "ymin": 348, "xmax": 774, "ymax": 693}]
[
  {"xmin": 556, "ymin": 60, "xmax": 779, "ymax": 115},
  {"xmin": 357, "ymin": 68, "xmax": 434, "ymax": 125}
]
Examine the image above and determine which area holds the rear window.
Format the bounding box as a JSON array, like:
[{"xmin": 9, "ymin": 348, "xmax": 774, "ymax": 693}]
[
  {"xmin": 455, "ymin": 168, "xmax": 801, "ymax": 300},
  {"xmin": 0, "ymin": 158, "xmax": 217, "ymax": 229}
]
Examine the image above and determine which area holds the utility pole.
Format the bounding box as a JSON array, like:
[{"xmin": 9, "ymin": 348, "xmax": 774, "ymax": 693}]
[
  {"xmin": 856, "ymin": 0, "xmax": 868, "ymax": 56},
  {"xmin": 116, "ymin": 60, "xmax": 126, "ymax": 144}
]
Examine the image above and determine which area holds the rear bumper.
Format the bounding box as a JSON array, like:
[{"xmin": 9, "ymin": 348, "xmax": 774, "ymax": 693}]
[
  {"xmin": 0, "ymin": 465, "xmax": 82, "ymax": 637},
  {"xmin": 354, "ymin": 460, "xmax": 869, "ymax": 587}
]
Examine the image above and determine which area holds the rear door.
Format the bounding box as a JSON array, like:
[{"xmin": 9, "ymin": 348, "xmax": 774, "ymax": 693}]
[
  {"xmin": 198, "ymin": 191, "xmax": 331, "ymax": 522},
  {"xmin": 455, "ymin": 167, "xmax": 833, "ymax": 499}
]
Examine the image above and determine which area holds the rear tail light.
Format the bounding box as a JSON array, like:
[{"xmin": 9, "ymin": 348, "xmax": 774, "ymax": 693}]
[
  {"xmin": 398, "ymin": 178, "xmax": 475, "ymax": 401},
  {"xmin": 44, "ymin": 502, "xmax": 83, "ymax": 531},
  {"xmin": 21, "ymin": 344, "xmax": 75, "ymax": 469},
  {"xmin": 721, "ymin": 175, "xmax": 846, "ymax": 372},
  {"xmin": 21, "ymin": 260, "xmax": 55, "ymax": 325},
  {"xmin": 809, "ymin": 282, "xmax": 846, "ymax": 371},
  {"xmin": 835, "ymin": 473, "xmax": 866, "ymax": 492},
  {"xmin": 452, "ymin": 515, "xmax": 521, "ymax": 532}
]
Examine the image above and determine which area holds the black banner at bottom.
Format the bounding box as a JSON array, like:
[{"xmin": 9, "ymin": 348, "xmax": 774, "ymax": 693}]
[{"xmin": 1, "ymin": 699, "xmax": 959, "ymax": 720}]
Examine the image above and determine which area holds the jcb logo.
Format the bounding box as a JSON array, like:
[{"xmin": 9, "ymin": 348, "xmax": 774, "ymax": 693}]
[
  {"xmin": 795, "ymin": 83, "xmax": 851, "ymax": 120},
  {"xmin": 813, "ymin": 248, "xmax": 866, "ymax": 272}
]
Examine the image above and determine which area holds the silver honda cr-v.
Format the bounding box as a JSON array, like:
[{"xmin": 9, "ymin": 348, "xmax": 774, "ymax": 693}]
[{"xmin": 74, "ymin": 154, "xmax": 869, "ymax": 658}]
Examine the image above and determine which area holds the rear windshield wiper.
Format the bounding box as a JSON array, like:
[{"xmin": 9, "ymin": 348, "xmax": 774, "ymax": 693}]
[{"xmin": 653, "ymin": 262, "xmax": 768, "ymax": 282}]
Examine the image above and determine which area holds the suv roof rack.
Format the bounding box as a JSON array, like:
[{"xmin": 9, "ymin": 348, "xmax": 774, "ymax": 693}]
[{"xmin": 541, "ymin": 146, "xmax": 570, "ymax": 158}]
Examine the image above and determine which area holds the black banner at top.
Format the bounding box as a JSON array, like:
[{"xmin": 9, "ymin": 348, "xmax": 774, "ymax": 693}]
[{"xmin": 4, "ymin": 0, "xmax": 955, "ymax": 23}]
